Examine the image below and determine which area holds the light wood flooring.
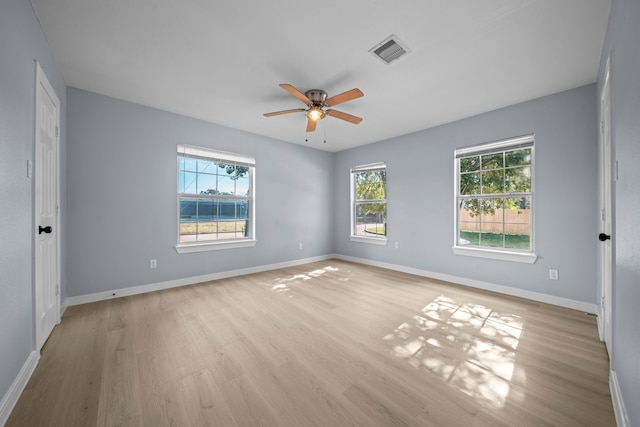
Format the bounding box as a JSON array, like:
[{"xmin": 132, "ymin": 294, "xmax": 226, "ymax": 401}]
[{"xmin": 7, "ymin": 259, "xmax": 615, "ymax": 426}]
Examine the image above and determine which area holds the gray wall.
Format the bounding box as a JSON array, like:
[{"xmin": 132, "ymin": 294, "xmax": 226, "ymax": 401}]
[
  {"xmin": 598, "ymin": 0, "xmax": 640, "ymax": 424},
  {"xmin": 0, "ymin": 0, "xmax": 66, "ymax": 408},
  {"xmin": 334, "ymin": 85, "xmax": 598, "ymax": 304},
  {"xmin": 66, "ymin": 88, "xmax": 333, "ymax": 297}
]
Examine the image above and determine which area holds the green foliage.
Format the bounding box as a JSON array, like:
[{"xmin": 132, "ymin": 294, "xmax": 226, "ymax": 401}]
[
  {"xmin": 459, "ymin": 148, "xmax": 531, "ymax": 217},
  {"xmin": 355, "ymin": 170, "xmax": 386, "ymax": 217},
  {"xmin": 216, "ymin": 163, "xmax": 249, "ymax": 181},
  {"xmin": 460, "ymin": 231, "xmax": 530, "ymax": 250}
]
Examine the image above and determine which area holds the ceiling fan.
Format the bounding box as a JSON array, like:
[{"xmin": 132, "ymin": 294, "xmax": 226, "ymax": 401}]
[{"xmin": 264, "ymin": 84, "xmax": 364, "ymax": 132}]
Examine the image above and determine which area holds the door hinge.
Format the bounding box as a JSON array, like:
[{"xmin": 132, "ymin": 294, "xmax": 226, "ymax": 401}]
[
  {"xmin": 601, "ymin": 296, "xmax": 605, "ymax": 309},
  {"xmin": 601, "ymin": 208, "xmax": 606, "ymax": 221},
  {"xmin": 56, "ymin": 284, "xmax": 59, "ymax": 296},
  {"xmin": 56, "ymin": 205, "xmax": 59, "ymax": 216},
  {"xmin": 600, "ymin": 120, "xmax": 604, "ymax": 134},
  {"xmin": 55, "ymin": 126, "xmax": 59, "ymax": 137}
]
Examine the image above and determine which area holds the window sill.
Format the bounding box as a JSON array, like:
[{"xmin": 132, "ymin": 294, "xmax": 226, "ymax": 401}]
[
  {"xmin": 350, "ymin": 235, "xmax": 388, "ymax": 246},
  {"xmin": 452, "ymin": 246, "xmax": 537, "ymax": 264},
  {"xmin": 176, "ymin": 239, "xmax": 257, "ymax": 254}
]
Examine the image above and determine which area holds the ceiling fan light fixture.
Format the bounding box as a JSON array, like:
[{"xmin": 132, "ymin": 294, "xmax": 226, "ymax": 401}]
[{"xmin": 306, "ymin": 107, "xmax": 325, "ymax": 121}]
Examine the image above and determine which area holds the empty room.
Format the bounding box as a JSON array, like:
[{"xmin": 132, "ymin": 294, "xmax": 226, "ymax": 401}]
[{"xmin": 1, "ymin": 0, "xmax": 638, "ymax": 426}]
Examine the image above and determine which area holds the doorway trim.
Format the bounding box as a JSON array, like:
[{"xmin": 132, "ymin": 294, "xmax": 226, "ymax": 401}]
[
  {"xmin": 34, "ymin": 61, "xmax": 61, "ymax": 350},
  {"xmin": 597, "ymin": 54, "xmax": 613, "ymax": 354}
]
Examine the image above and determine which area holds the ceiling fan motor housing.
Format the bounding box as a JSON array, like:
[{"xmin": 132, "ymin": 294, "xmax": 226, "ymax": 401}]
[{"xmin": 305, "ymin": 89, "xmax": 327, "ymax": 106}]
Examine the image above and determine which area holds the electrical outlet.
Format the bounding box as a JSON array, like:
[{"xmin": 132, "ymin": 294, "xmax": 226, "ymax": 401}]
[
  {"xmin": 298, "ymin": 243, "xmax": 303, "ymax": 250},
  {"xmin": 150, "ymin": 259, "xmax": 157, "ymax": 269},
  {"xmin": 549, "ymin": 269, "xmax": 558, "ymax": 280}
]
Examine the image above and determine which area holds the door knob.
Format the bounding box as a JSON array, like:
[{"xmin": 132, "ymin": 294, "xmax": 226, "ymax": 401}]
[
  {"xmin": 598, "ymin": 233, "xmax": 611, "ymax": 241},
  {"xmin": 38, "ymin": 225, "xmax": 52, "ymax": 234}
]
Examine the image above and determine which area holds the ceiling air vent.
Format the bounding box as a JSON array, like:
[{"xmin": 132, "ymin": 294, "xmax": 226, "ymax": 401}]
[{"xmin": 369, "ymin": 34, "xmax": 410, "ymax": 65}]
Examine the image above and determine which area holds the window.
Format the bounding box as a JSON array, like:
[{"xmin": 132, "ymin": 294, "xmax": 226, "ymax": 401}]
[
  {"xmin": 176, "ymin": 144, "xmax": 255, "ymax": 253},
  {"xmin": 350, "ymin": 162, "xmax": 387, "ymax": 245},
  {"xmin": 454, "ymin": 135, "xmax": 536, "ymax": 263}
]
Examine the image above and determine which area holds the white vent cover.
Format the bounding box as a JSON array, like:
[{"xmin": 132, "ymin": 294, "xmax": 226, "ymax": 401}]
[{"xmin": 369, "ymin": 34, "xmax": 410, "ymax": 65}]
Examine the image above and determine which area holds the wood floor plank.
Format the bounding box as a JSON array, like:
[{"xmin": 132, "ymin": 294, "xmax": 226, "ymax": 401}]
[{"xmin": 6, "ymin": 259, "xmax": 616, "ymax": 426}]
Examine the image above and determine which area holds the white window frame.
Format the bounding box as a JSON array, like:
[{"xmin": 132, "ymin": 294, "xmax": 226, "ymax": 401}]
[
  {"xmin": 175, "ymin": 144, "xmax": 256, "ymax": 254},
  {"xmin": 350, "ymin": 162, "xmax": 388, "ymax": 246},
  {"xmin": 453, "ymin": 135, "xmax": 537, "ymax": 263}
]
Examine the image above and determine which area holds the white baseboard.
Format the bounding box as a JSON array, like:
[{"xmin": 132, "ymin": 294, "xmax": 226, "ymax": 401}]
[
  {"xmin": 610, "ymin": 369, "xmax": 630, "ymax": 427},
  {"xmin": 596, "ymin": 305, "xmax": 605, "ymax": 341},
  {"xmin": 332, "ymin": 254, "xmax": 598, "ymax": 314},
  {"xmin": 66, "ymin": 255, "xmax": 334, "ymax": 306},
  {"xmin": 67, "ymin": 253, "xmax": 598, "ymax": 314},
  {"xmin": 0, "ymin": 351, "xmax": 40, "ymax": 426}
]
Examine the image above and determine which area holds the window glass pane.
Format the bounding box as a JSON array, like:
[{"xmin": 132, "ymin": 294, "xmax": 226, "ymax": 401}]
[
  {"xmin": 183, "ymin": 157, "xmax": 197, "ymax": 172},
  {"xmin": 460, "ymin": 172, "xmax": 480, "ymax": 195},
  {"xmin": 217, "ymin": 163, "xmax": 236, "ymax": 177},
  {"xmin": 195, "ymin": 198, "xmax": 217, "ymax": 241},
  {"xmin": 236, "ymin": 176, "xmax": 250, "ymax": 197},
  {"xmin": 241, "ymin": 200, "xmax": 250, "ymax": 237},
  {"xmin": 197, "ymin": 198, "xmax": 217, "ymax": 221},
  {"xmin": 479, "ymin": 224, "xmax": 504, "ymax": 248},
  {"xmin": 237, "ymin": 200, "xmax": 249, "ymax": 220},
  {"xmin": 481, "ymin": 169, "xmax": 505, "ymax": 194},
  {"xmin": 480, "ymin": 197, "xmax": 504, "ymax": 218},
  {"xmin": 178, "ymin": 157, "xmax": 185, "ymax": 171},
  {"xmin": 217, "ymin": 198, "xmax": 239, "ymax": 240},
  {"xmin": 505, "ymin": 148, "xmax": 531, "ymax": 167},
  {"xmin": 505, "ymin": 166, "xmax": 531, "ymax": 192},
  {"xmin": 478, "ymin": 198, "xmax": 504, "ymax": 248},
  {"xmin": 217, "ymin": 174, "xmax": 235, "ymax": 195},
  {"xmin": 179, "ymin": 197, "xmax": 197, "ymax": 221},
  {"xmin": 481, "ymin": 153, "xmax": 504, "ymax": 170},
  {"xmin": 355, "ymin": 171, "xmax": 385, "ymax": 200},
  {"xmin": 197, "ymin": 159, "xmax": 215, "ymax": 173},
  {"xmin": 504, "ymin": 224, "xmax": 531, "ymax": 250},
  {"xmin": 197, "ymin": 173, "xmax": 217, "ymax": 195},
  {"xmin": 355, "ymin": 202, "xmax": 386, "ymax": 236},
  {"xmin": 178, "ymin": 169, "xmax": 185, "ymax": 193},
  {"xmin": 179, "ymin": 197, "xmax": 197, "ymax": 243},
  {"xmin": 504, "ymin": 196, "xmax": 531, "ymax": 250},
  {"xmin": 218, "ymin": 199, "xmax": 236, "ymax": 220},
  {"xmin": 459, "ymin": 198, "xmax": 480, "ymax": 245},
  {"xmin": 460, "ymin": 156, "xmax": 480, "ymax": 173},
  {"xmin": 183, "ymin": 172, "xmax": 197, "ymax": 194},
  {"xmin": 504, "ymin": 196, "xmax": 529, "ymax": 210}
]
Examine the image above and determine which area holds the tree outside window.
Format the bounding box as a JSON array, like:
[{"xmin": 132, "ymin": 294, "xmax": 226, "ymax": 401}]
[
  {"xmin": 351, "ymin": 163, "xmax": 387, "ymax": 241},
  {"xmin": 177, "ymin": 144, "xmax": 254, "ymax": 245},
  {"xmin": 456, "ymin": 136, "xmax": 534, "ymax": 252}
]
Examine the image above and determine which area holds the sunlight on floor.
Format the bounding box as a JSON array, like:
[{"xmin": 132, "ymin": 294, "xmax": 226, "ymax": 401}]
[
  {"xmin": 384, "ymin": 295, "xmax": 524, "ymax": 408},
  {"xmin": 267, "ymin": 265, "xmax": 342, "ymax": 295}
]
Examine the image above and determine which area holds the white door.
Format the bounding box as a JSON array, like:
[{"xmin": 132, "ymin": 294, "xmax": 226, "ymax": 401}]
[
  {"xmin": 599, "ymin": 56, "xmax": 613, "ymax": 354},
  {"xmin": 34, "ymin": 62, "xmax": 61, "ymax": 351}
]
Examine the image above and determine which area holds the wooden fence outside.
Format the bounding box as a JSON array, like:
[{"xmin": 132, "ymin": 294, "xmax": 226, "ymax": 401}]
[{"xmin": 459, "ymin": 208, "xmax": 530, "ymax": 235}]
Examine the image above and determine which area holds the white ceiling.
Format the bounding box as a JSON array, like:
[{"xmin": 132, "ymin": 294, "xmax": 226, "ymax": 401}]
[{"xmin": 31, "ymin": 0, "xmax": 611, "ymax": 152}]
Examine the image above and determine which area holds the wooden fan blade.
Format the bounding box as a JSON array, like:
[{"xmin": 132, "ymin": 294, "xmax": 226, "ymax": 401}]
[
  {"xmin": 280, "ymin": 84, "xmax": 311, "ymax": 105},
  {"xmin": 306, "ymin": 117, "xmax": 318, "ymax": 132},
  {"xmin": 263, "ymin": 108, "xmax": 305, "ymax": 117},
  {"xmin": 324, "ymin": 88, "xmax": 364, "ymax": 107},
  {"xmin": 326, "ymin": 109, "xmax": 363, "ymax": 124}
]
